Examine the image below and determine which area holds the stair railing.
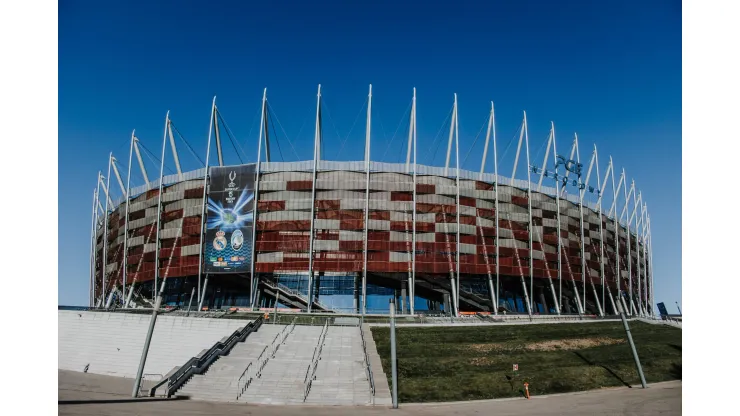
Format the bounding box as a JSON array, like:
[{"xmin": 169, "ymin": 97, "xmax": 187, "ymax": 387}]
[
  {"xmin": 303, "ymin": 320, "xmax": 329, "ymax": 402},
  {"xmin": 359, "ymin": 324, "xmax": 376, "ymax": 398},
  {"xmin": 148, "ymin": 316, "xmax": 263, "ymax": 397}
]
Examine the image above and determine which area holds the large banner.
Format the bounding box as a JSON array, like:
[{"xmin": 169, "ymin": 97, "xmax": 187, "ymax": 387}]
[{"xmin": 204, "ymin": 164, "xmax": 256, "ymax": 274}]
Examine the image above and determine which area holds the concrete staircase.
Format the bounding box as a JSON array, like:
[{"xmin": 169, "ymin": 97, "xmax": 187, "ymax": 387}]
[
  {"xmin": 237, "ymin": 325, "xmax": 324, "ymax": 404},
  {"xmin": 304, "ymin": 326, "xmax": 374, "ymax": 405},
  {"xmin": 176, "ymin": 324, "xmax": 285, "ymax": 401},
  {"xmin": 174, "ymin": 322, "xmax": 379, "ymax": 406}
]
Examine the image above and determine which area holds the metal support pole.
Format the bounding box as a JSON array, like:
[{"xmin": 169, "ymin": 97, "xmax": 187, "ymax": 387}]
[
  {"xmin": 362, "ymin": 85, "xmax": 372, "ymax": 316},
  {"xmin": 611, "ymin": 164, "xmax": 624, "ymax": 311},
  {"xmin": 166, "ymin": 120, "xmax": 182, "ymax": 178},
  {"xmin": 524, "ymin": 112, "xmax": 534, "ymax": 314},
  {"xmin": 133, "ymin": 140, "xmax": 151, "ymax": 189},
  {"xmin": 482, "ymin": 102, "xmax": 497, "ymax": 313},
  {"xmin": 622, "ymin": 178, "xmax": 635, "ymax": 315},
  {"xmin": 535, "ymin": 124, "xmax": 560, "ymax": 314},
  {"xmin": 122, "ymin": 131, "xmax": 135, "ymax": 306},
  {"xmin": 444, "ymin": 97, "xmax": 455, "ymax": 176},
  {"xmin": 274, "ymin": 291, "xmax": 280, "ymax": 323},
  {"xmin": 105, "ymin": 285, "xmax": 116, "ymax": 309},
  {"xmin": 102, "ymin": 155, "xmax": 113, "ymax": 307},
  {"xmin": 89, "ymin": 186, "xmax": 98, "ymax": 307},
  {"xmin": 648, "ymin": 215, "xmax": 655, "ymax": 317},
  {"xmin": 186, "ymin": 287, "xmax": 195, "ymax": 316},
  {"xmin": 125, "ymin": 278, "xmax": 137, "ymax": 308},
  {"xmin": 616, "ymin": 296, "xmax": 647, "ymax": 388},
  {"xmin": 196, "ymin": 97, "xmax": 216, "ymax": 310},
  {"xmin": 250, "ymin": 89, "xmax": 268, "ymax": 311},
  {"xmin": 493, "ymin": 105, "xmax": 500, "ymax": 315},
  {"xmin": 214, "ymin": 106, "xmax": 224, "ymax": 167},
  {"xmin": 595, "ymin": 146, "xmax": 612, "ymax": 314},
  {"xmin": 111, "ymin": 158, "xmax": 126, "ymax": 197},
  {"xmin": 389, "ymin": 298, "xmax": 399, "ymax": 409},
  {"xmin": 132, "ymin": 280, "xmax": 165, "ymax": 397},
  {"xmin": 635, "ymin": 193, "xmax": 644, "ymax": 315},
  {"xmin": 642, "ymin": 207, "xmax": 649, "ymax": 316},
  {"xmin": 574, "ymin": 136, "xmax": 588, "ymax": 314},
  {"xmin": 552, "ymin": 124, "xmax": 563, "ymax": 313},
  {"xmin": 307, "ymin": 85, "xmax": 321, "ymax": 313},
  {"xmin": 454, "ymin": 94, "xmax": 461, "ymax": 317},
  {"xmin": 511, "ymin": 118, "xmax": 532, "ymax": 317},
  {"xmin": 590, "ymin": 280, "xmax": 603, "ymax": 316},
  {"xmin": 410, "ymin": 88, "xmax": 417, "ymax": 315},
  {"xmin": 153, "ymin": 112, "xmax": 169, "ymax": 301},
  {"xmin": 198, "ymin": 274, "xmax": 209, "ymax": 311}
]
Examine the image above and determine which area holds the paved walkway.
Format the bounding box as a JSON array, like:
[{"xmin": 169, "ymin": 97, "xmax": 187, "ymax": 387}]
[{"xmin": 59, "ymin": 369, "xmax": 681, "ymax": 415}]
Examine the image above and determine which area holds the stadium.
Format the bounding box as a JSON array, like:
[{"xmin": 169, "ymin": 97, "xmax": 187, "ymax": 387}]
[{"xmin": 90, "ymin": 85, "xmax": 655, "ymax": 318}]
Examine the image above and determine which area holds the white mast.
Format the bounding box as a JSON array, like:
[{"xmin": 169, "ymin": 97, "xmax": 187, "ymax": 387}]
[
  {"xmin": 101, "ymin": 153, "xmax": 113, "ymax": 306},
  {"xmin": 166, "ymin": 119, "xmax": 183, "ymax": 179},
  {"xmin": 133, "ymin": 138, "xmax": 150, "ymax": 188},
  {"xmin": 307, "ymin": 85, "xmax": 321, "ymax": 313},
  {"xmin": 121, "ymin": 130, "xmax": 135, "ymax": 305},
  {"xmin": 410, "ymin": 88, "xmax": 417, "ymax": 315},
  {"xmin": 362, "ymin": 84, "xmax": 372, "ymax": 315},
  {"xmin": 197, "ymin": 97, "xmax": 216, "ymax": 311},
  {"xmin": 153, "ymin": 111, "xmax": 169, "ymax": 300}
]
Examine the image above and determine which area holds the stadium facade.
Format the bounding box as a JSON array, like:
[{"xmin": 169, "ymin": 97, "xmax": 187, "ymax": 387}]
[{"xmin": 90, "ymin": 85, "xmax": 655, "ymax": 317}]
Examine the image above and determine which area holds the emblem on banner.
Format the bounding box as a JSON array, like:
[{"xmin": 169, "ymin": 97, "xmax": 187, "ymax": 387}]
[
  {"xmin": 213, "ymin": 230, "xmax": 227, "ymax": 251},
  {"xmin": 231, "ymin": 229, "xmax": 244, "ymax": 251}
]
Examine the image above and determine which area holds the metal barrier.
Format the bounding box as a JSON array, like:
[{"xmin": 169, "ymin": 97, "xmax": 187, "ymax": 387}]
[
  {"xmin": 148, "ymin": 316, "xmax": 264, "ymax": 397},
  {"xmin": 236, "ymin": 317, "xmax": 299, "ymax": 401},
  {"xmin": 235, "ymin": 362, "xmax": 253, "ymax": 400}
]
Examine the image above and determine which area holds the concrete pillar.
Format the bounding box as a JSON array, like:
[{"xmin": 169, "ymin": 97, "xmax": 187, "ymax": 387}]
[{"xmin": 443, "ymin": 292, "xmax": 451, "ymax": 316}]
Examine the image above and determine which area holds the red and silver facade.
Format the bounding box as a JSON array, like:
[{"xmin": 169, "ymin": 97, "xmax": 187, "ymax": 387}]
[{"xmin": 90, "ymin": 85, "xmax": 655, "ymax": 317}]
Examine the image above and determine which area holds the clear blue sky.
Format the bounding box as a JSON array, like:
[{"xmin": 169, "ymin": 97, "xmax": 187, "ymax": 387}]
[{"xmin": 59, "ymin": 0, "xmax": 681, "ymax": 312}]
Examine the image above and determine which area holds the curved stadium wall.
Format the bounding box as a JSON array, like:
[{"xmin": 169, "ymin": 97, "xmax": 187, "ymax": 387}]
[{"xmin": 93, "ymin": 160, "xmax": 651, "ymax": 316}]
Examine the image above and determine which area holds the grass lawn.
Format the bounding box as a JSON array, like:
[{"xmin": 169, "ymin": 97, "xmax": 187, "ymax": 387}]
[{"xmin": 371, "ymin": 321, "xmax": 681, "ymax": 403}]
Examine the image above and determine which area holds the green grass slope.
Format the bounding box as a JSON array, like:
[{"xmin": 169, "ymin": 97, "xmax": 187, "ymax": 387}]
[{"xmin": 371, "ymin": 321, "xmax": 681, "ymax": 403}]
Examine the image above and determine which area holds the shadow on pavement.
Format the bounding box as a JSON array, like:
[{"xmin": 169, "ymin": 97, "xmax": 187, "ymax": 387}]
[{"xmin": 59, "ymin": 397, "xmax": 189, "ymax": 405}]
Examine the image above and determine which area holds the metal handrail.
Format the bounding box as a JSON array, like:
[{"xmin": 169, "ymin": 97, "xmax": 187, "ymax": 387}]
[
  {"xmin": 149, "ymin": 316, "xmax": 263, "ymax": 397},
  {"xmin": 359, "ymin": 323, "xmax": 375, "ymax": 397},
  {"xmin": 303, "ymin": 320, "xmax": 329, "ymax": 402},
  {"xmin": 273, "ymin": 280, "xmax": 331, "ymax": 311}
]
